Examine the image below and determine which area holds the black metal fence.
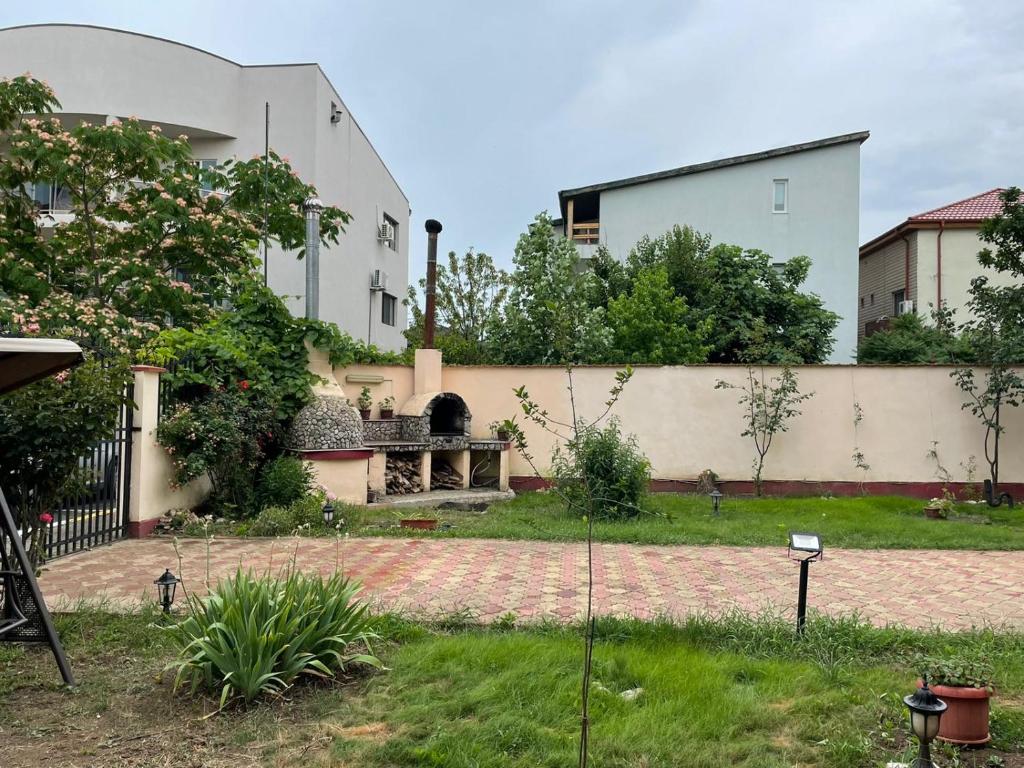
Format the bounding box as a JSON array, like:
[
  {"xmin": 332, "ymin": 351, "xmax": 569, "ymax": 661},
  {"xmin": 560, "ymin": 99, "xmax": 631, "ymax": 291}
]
[
  {"xmin": 157, "ymin": 356, "xmax": 193, "ymax": 421},
  {"xmin": 43, "ymin": 382, "xmax": 135, "ymax": 559}
]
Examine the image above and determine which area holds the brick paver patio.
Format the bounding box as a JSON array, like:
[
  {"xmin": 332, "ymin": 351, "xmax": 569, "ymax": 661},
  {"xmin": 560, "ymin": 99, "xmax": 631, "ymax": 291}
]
[{"xmin": 38, "ymin": 536, "xmax": 1024, "ymax": 630}]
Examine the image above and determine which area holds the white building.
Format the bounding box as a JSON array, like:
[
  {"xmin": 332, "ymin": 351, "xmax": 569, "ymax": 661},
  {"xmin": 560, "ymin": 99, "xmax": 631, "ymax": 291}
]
[
  {"xmin": 0, "ymin": 24, "xmax": 410, "ymax": 351},
  {"xmin": 553, "ymin": 132, "xmax": 869, "ymax": 361}
]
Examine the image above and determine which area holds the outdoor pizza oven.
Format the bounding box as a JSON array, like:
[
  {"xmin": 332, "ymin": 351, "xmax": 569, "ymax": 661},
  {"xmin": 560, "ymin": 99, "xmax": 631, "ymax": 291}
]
[{"xmin": 398, "ymin": 391, "xmax": 472, "ymax": 450}]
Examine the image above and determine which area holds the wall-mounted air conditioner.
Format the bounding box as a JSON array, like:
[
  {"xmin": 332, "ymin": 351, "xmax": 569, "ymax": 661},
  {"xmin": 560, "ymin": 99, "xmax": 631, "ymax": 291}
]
[
  {"xmin": 370, "ymin": 269, "xmax": 389, "ymax": 291},
  {"xmin": 377, "ymin": 221, "xmax": 394, "ymax": 244},
  {"xmin": 897, "ymin": 300, "xmax": 915, "ymax": 315}
]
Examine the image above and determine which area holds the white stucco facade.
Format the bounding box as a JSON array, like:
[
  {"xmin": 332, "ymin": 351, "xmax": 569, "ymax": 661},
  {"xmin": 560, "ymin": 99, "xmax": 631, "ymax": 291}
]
[
  {"xmin": 557, "ymin": 134, "xmax": 867, "ymax": 361},
  {"xmin": 0, "ymin": 24, "xmax": 410, "ymax": 351}
]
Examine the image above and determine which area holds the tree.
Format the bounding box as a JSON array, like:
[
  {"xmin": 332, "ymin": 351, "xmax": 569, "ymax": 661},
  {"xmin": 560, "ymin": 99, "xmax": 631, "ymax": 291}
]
[
  {"xmin": 716, "ymin": 367, "xmax": 813, "ymax": 496},
  {"xmin": 625, "ymin": 224, "xmax": 713, "ymax": 304},
  {"xmin": 0, "ymin": 75, "xmax": 349, "ymax": 352},
  {"xmin": 605, "ymin": 266, "xmax": 712, "ymax": 364},
  {"xmin": 952, "ymin": 187, "xmax": 1024, "ymax": 496},
  {"xmin": 404, "ymin": 249, "xmax": 509, "ymax": 364},
  {"xmin": 494, "ymin": 212, "xmax": 612, "ymax": 364}
]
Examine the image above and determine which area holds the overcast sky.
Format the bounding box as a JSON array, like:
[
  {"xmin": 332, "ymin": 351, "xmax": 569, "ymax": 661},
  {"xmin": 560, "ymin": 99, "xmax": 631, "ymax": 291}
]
[{"xmin": 2, "ymin": 1, "xmax": 1022, "ymax": 282}]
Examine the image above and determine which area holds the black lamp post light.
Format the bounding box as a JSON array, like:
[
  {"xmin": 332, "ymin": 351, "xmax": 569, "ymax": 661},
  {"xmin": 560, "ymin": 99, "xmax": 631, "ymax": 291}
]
[
  {"xmin": 154, "ymin": 568, "xmax": 181, "ymax": 614},
  {"xmin": 709, "ymin": 489, "xmax": 723, "ymax": 516},
  {"xmin": 904, "ymin": 678, "xmax": 947, "ymax": 767},
  {"xmin": 322, "ymin": 500, "xmax": 336, "ymax": 527},
  {"xmin": 787, "ymin": 531, "xmax": 823, "ymax": 635}
]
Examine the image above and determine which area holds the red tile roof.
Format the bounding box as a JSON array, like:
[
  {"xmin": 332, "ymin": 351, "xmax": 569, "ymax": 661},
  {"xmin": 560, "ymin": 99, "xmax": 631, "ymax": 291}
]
[{"xmin": 910, "ymin": 188, "xmax": 1006, "ymax": 221}]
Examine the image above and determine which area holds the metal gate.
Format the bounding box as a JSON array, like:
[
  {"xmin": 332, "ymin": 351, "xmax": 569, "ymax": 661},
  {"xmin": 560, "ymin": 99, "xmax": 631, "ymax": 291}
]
[{"xmin": 43, "ymin": 383, "xmax": 135, "ymax": 559}]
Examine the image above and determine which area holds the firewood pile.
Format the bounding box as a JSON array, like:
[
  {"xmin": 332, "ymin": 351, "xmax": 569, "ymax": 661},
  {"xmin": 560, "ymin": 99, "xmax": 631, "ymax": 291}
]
[
  {"xmin": 431, "ymin": 459, "xmax": 463, "ymax": 490},
  {"xmin": 386, "ymin": 453, "xmax": 423, "ymax": 495}
]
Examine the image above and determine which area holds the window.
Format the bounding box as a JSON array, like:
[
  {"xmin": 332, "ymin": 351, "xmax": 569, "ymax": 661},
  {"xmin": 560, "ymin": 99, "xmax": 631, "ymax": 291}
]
[
  {"xmin": 893, "ymin": 289, "xmax": 906, "ymax": 315},
  {"xmin": 772, "ymin": 179, "xmax": 788, "ymax": 213},
  {"xmin": 771, "ymin": 261, "xmax": 787, "ymax": 278},
  {"xmin": 381, "ymin": 293, "xmax": 397, "ymax": 326},
  {"xmin": 382, "ymin": 213, "xmax": 398, "ymax": 252},
  {"xmin": 193, "ymin": 159, "xmax": 217, "ymax": 194}
]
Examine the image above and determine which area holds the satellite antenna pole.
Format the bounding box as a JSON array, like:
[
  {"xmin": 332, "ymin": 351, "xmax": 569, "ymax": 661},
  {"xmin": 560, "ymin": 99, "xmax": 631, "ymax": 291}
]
[{"xmin": 262, "ymin": 101, "xmax": 270, "ymax": 287}]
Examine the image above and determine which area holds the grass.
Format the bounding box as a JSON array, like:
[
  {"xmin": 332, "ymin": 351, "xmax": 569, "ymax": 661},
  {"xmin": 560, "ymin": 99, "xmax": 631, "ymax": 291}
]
[
  {"xmin": 336, "ymin": 491, "xmax": 1024, "ymax": 551},
  {"xmin": 4, "ymin": 607, "xmax": 1024, "ymax": 766}
]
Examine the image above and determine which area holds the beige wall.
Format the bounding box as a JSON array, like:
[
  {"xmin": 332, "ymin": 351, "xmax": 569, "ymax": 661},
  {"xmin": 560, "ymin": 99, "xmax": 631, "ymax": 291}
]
[{"xmin": 334, "ymin": 363, "xmax": 1024, "ymax": 486}]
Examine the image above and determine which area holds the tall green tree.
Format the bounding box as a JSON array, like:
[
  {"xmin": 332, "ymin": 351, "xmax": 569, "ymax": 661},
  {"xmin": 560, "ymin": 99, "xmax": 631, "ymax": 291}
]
[
  {"xmin": 404, "ymin": 249, "xmax": 509, "ymax": 364},
  {"xmin": 0, "ymin": 75, "xmax": 348, "ymax": 352},
  {"xmin": 494, "ymin": 212, "xmax": 612, "ymax": 364},
  {"xmin": 625, "ymin": 224, "xmax": 713, "ymax": 304},
  {"xmin": 952, "ymin": 187, "xmax": 1024, "ymax": 493},
  {"xmin": 605, "ymin": 266, "xmax": 711, "ymax": 364}
]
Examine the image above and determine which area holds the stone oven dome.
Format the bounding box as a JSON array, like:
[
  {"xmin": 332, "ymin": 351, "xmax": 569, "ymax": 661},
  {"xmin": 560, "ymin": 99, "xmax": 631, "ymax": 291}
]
[{"xmin": 288, "ymin": 394, "xmax": 364, "ymax": 450}]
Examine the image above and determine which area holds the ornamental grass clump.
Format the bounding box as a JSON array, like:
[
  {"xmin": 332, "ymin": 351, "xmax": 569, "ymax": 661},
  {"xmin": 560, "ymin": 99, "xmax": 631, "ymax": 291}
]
[{"xmin": 166, "ymin": 569, "xmax": 380, "ymax": 707}]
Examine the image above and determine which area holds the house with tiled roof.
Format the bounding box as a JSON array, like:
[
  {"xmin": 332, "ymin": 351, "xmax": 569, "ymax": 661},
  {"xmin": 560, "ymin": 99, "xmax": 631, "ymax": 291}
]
[{"xmin": 857, "ymin": 189, "xmax": 1009, "ymax": 342}]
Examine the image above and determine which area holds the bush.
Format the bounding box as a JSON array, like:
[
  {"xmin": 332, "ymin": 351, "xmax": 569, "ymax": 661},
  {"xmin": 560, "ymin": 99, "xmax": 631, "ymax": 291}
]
[
  {"xmin": 256, "ymin": 455, "xmax": 314, "ymax": 509},
  {"xmin": 166, "ymin": 569, "xmax": 380, "ymax": 706},
  {"xmin": 157, "ymin": 388, "xmax": 276, "ymax": 518},
  {"xmin": 249, "ymin": 505, "xmax": 295, "ymax": 537},
  {"xmin": 551, "ymin": 417, "xmax": 650, "ymax": 520}
]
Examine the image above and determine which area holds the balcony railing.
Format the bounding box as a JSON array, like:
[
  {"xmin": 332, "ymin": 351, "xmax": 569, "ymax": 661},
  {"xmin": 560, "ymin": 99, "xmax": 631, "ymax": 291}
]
[{"xmin": 571, "ymin": 222, "xmax": 600, "ymax": 245}]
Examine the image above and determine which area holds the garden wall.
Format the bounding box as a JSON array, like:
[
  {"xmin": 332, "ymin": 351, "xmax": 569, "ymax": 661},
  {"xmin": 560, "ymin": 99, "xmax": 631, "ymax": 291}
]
[{"xmin": 336, "ymin": 362, "xmax": 1024, "ymax": 498}]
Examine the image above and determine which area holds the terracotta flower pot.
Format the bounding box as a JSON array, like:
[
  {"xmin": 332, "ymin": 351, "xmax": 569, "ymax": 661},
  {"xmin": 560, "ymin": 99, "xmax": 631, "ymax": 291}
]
[
  {"xmin": 919, "ymin": 679, "xmax": 991, "ymax": 745},
  {"xmin": 923, "ymin": 506, "xmax": 944, "ymax": 519},
  {"xmin": 359, "ymin": 408, "xmax": 371, "ymax": 420},
  {"xmin": 496, "ymin": 430, "xmax": 510, "ymax": 441},
  {"xmin": 400, "ymin": 519, "xmax": 438, "ymax": 530},
  {"xmin": 380, "ymin": 409, "xmax": 394, "ymax": 419}
]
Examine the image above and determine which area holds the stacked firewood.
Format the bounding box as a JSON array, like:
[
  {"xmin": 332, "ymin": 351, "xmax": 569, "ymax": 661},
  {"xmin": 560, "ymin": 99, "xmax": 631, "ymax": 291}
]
[
  {"xmin": 386, "ymin": 454, "xmax": 423, "ymax": 495},
  {"xmin": 430, "ymin": 460, "xmax": 463, "ymax": 490}
]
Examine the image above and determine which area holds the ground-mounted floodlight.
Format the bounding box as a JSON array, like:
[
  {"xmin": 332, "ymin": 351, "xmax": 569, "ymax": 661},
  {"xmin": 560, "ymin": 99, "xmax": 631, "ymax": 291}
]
[
  {"xmin": 154, "ymin": 569, "xmax": 181, "ymax": 614},
  {"xmin": 710, "ymin": 489, "xmax": 723, "ymax": 516},
  {"xmin": 788, "ymin": 531, "xmax": 823, "ymax": 635},
  {"xmin": 322, "ymin": 500, "xmax": 336, "ymax": 527},
  {"xmin": 904, "ymin": 678, "xmax": 947, "ymax": 767}
]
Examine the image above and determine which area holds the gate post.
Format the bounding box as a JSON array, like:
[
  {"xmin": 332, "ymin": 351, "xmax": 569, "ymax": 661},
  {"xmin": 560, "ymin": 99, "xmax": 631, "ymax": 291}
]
[{"xmin": 127, "ymin": 366, "xmax": 165, "ymax": 538}]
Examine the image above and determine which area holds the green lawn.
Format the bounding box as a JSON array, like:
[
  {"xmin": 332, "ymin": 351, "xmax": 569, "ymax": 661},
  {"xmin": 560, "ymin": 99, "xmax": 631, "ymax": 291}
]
[
  {"xmin": 3, "ymin": 609, "xmax": 1024, "ymax": 767},
  {"xmin": 343, "ymin": 491, "xmax": 1024, "ymax": 550}
]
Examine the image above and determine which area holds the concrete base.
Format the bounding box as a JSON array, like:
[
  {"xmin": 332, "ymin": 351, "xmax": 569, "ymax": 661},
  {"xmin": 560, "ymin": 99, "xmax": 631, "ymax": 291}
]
[{"xmin": 368, "ymin": 488, "xmax": 515, "ymax": 510}]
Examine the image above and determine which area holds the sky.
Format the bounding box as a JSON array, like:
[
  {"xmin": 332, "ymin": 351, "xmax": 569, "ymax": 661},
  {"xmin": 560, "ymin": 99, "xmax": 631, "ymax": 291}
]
[{"xmin": 1, "ymin": 0, "xmax": 1022, "ymax": 283}]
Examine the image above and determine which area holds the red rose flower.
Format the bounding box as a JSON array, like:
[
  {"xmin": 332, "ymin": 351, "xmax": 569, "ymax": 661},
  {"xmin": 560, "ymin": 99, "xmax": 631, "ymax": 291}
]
[
  {"xmin": 39, "ymin": 512, "xmax": 54, "ymax": 524},
  {"xmin": 238, "ymin": 380, "xmax": 251, "ymax": 390}
]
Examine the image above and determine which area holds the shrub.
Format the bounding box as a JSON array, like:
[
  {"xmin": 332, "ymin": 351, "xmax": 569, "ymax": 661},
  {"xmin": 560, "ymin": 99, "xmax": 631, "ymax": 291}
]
[
  {"xmin": 166, "ymin": 569, "xmax": 380, "ymax": 706},
  {"xmin": 256, "ymin": 455, "xmax": 314, "ymax": 509},
  {"xmin": 551, "ymin": 417, "xmax": 650, "ymax": 520},
  {"xmin": 916, "ymin": 653, "xmax": 994, "ymax": 690},
  {"xmin": 157, "ymin": 388, "xmax": 276, "ymax": 518},
  {"xmin": 249, "ymin": 505, "xmax": 295, "ymax": 537}
]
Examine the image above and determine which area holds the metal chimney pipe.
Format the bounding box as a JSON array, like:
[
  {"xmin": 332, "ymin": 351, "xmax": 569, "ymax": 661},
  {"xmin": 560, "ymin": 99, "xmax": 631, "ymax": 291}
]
[
  {"xmin": 304, "ymin": 196, "xmax": 323, "ymax": 320},
  {"xmin": 423, "ymin": 218, "xmax": 442, "ymax": 348}
]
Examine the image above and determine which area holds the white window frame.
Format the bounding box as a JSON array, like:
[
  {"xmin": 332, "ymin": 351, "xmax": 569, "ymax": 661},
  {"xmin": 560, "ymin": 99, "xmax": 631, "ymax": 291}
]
[{"xmin": 772, "ymin": 179, "xmax": 788, "ymax": 214}]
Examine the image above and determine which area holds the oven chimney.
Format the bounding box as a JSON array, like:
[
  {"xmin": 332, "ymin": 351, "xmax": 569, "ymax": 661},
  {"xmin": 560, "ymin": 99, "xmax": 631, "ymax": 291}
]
[
  {"xmin": 423, "ymin": 219, "xmax": 442, "ymax": 348},
  {"xmin": 303, "ymin": 196, "xmax": 323, "ymax": 320}
]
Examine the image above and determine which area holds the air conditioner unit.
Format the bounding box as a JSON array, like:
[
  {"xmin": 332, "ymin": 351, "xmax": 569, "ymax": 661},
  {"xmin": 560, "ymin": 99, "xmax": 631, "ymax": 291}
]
[
  {"xmin": 897, "ymin": 300, "xmax": 915, "ymax": 315},
  {"xmin": 377, "ymin": 221, "xmax": 394, "ymax": 244},
  {"xmin": 370, "ymin": 269, "xmax": 389, "ymax": 291}
]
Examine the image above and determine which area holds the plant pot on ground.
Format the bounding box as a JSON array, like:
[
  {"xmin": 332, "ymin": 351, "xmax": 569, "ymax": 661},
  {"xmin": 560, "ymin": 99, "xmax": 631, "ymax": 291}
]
[
  {"xmin": 924, "ymin": 493, "xmax": 954, "ymax": 520},
  {"xmin": 400, "ymin": 518, "xmax": 438, "ymax": 530},
  {"xmin": 917, "ymin": 655, "xmax": 994, "ymax": 746}
]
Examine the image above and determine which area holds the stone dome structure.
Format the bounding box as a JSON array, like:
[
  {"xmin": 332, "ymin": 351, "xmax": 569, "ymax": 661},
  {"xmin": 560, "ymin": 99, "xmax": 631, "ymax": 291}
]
[{"xmin": 288, "ymin": 395, "xmax": 364, "ymax": 450}]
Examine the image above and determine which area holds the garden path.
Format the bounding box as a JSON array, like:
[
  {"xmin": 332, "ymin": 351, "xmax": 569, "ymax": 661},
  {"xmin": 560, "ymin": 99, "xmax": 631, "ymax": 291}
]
[{"xmin": 38, "ymin": 536, "xmax": 1024, "ymax": 630}]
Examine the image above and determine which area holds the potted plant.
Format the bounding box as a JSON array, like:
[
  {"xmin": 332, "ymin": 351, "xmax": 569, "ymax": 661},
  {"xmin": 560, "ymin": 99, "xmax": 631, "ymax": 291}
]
[
  {"xmin": 357, "ymin": 386, "xmax": 373, "ymax": 420},
  {"xmin": 924, "ymin": 492, "xmax": 955, "ymax": 519},
  {"xmin": 916, "ymin": 654, "xmax": 994, "ymax": 745},
  {"xmin": 379, "ymin": 395, "xmax": 396, "ymax": 419},
  {"xmin": 491, "ymin": 417, "xmax": 517, "ymax": 442}
]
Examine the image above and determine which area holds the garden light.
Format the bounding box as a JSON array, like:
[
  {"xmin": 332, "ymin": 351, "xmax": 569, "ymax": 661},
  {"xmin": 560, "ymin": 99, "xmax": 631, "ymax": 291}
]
[
  {"xmin": 322, "ymin": 500, "xmax": 336, "ymax": 526},
  {"xmin": 903, "ymin": 678, "xmax": 947, "ymax": 767},
  {"xmin": 154, "ymin": 568, "xmax": 181, "ymax": 614},
  {"xmin": 787, "ymin": 531, "xmax": 822, "ymax": 635},
  {"xmin": 709, "ymin": 489, "xmax": 723, "ymax": 516}
]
